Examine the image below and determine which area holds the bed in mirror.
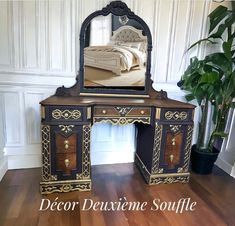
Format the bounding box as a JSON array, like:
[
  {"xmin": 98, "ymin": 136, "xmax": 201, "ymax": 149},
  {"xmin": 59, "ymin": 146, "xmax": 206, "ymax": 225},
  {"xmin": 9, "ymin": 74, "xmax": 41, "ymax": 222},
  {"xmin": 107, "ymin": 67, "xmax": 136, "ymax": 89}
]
[
  {"xmin": 84, "ymin": 15, "xmax": 147, "ymax": 89},
  {"xmin": 55, "ymin": 0, "xmax": 156, "ymax": 97}
]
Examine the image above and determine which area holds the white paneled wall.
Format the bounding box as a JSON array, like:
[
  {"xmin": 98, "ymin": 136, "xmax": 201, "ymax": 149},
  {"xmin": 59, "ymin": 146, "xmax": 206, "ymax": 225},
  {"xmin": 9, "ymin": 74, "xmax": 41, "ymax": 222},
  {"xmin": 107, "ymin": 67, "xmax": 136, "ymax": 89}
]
[{"xmin": 0, "ymin": 0, "xmax": 229, "ymax": 172}]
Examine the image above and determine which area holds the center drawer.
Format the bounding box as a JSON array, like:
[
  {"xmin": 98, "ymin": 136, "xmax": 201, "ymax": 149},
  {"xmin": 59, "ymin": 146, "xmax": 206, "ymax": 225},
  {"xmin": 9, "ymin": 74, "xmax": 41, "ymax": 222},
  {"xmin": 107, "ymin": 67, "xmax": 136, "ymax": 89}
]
[{"xmin": 94, "ymin": 106, "xmax": 151, "ymax": 117}]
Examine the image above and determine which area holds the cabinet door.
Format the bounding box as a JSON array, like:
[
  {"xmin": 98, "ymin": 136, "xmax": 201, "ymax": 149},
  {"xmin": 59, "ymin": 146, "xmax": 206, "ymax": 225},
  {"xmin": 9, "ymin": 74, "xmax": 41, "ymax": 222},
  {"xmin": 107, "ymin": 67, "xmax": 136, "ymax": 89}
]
[
  {"xmin": 159, "ymin": 124, "xmax": 193, "ymax": 173},
  {"xmin": 50, "ymin": 125, "xmax": 84, "ymax": 180}
]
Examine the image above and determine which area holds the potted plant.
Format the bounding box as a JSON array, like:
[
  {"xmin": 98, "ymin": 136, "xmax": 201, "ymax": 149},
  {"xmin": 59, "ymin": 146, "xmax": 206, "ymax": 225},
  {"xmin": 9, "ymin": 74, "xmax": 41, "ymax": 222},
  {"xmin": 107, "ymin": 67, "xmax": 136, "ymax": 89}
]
[{"xmin": 178, "ymin": 4, "xmax": 235, "ymax": 174}]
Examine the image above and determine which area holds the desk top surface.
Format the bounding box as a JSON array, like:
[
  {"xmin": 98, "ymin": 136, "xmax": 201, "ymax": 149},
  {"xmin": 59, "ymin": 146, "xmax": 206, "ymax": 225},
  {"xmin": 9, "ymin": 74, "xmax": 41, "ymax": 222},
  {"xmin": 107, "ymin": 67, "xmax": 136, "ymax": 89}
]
[{"xmin": 41, "ymin": 95, "xmax": 195, "ymax": 109}]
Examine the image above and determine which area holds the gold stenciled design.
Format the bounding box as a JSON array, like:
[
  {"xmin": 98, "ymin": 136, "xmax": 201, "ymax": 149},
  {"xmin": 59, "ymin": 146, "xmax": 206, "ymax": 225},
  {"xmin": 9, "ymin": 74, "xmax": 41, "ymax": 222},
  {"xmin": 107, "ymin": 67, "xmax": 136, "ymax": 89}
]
[
  {"xmin": 151, "ymin": 123, "xmax": 163, "ymax": 174},
  {"xmin": 135, "ymin": 153, "xmax": 190, "ymax": 185},
  {"xmin": 40, "ymin": 180, "xmax": 91, "ymax": 194},
  {"xmin": 182, "ymin": 125, "xmax": 194, "ymax": 172},
  {"xmin": 41, "ymin": 125, "xmax": 51, "ymax": 181},
  {"xmin": 150, "ymin": 175, "xmax": 190, "ymax": 185},
  {"xmin": 93, "ymin": 117, "xmax": 151, "ymax": 125},
  {"xmin": 41, "ymin": 106, "xmax": 45, "ymax": 119},
  {"xmin": 165, "ymin": 111, "xmax": 187, "ymax": 120},
  {"xmin": 82, "ymin": 125, "xmax": 91, "ymax": 178},
  {"xmin": 87, "ymin": 107, "xmax": 91, "ymax": 119},
  {"xmin": 59, "ymin": 125, "xmax": 74, "ymax": 134},
  {"xmin": 115, "ymin": 107, "xmax": 132, "ymax": 116},
  {"xmin": 52, "ymin": 109, "xmax": 81, "ymax": 120},
  {"xmin": 170, "ymin": 125, "xmax": 182, "ymax": 132},
  {"xmin": 155, "ymin": 108, "xmax": 161, "ymax": 119}
]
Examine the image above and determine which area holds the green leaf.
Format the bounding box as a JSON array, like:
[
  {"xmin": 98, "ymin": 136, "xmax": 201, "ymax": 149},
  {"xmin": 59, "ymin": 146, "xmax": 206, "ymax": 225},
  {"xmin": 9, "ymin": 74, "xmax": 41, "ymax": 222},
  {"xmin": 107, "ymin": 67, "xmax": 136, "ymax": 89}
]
[
  {"xmin": 185, "ymin": 94, "xmax": 195, "ymax": 102},
  {"xmin": 187, "ymin": 38, "xmax": 216, "ymax": 52},
  {"xmin": 213, "ymin": 132, "xmax": 228, "ymax": 138},
  {"xmin": 209, "ymin": 13, "xmax": 235, "ymax": 39},
  {"xmin": 199, "ymin": 72, "xmax": 220, "ymax": 84},
  {"xmin": 231, "ymin": 102, "xmax": 235, "ymax": 108},
  {"xmin": 209, "ymin": 9, "xmax": 230, "ymax": 34},
  {"xmin": 223, "ymin": 39, "xmax": 233, "ymax": 60},
  {"xmin": 205, "ymin": 53, "xmax": 232, "ymax": 75},
  {"xmin": 208, "ymin": 5, "xmax": 227, "ymax": 21}
]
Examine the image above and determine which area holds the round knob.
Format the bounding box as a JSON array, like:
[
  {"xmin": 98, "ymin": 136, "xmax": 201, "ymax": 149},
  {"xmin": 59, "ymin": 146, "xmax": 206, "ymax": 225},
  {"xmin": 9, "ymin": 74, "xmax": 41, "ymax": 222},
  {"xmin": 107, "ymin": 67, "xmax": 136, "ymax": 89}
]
[
  {"xmin": 64, "ymin": 140, "xmax": 69, "ymax": 150},
  {"xmin": 102, "ymin": 109, "xmax": 107, "ymax": 114},
  {"xmin": 64, "ymin": 159, "xmax": 70, "ymax": 168},
  {"xmin": 64, "ymin": 113, "xmax": 69, "ymax": 117},
  {"xmin": 140, "ymin": 110, "xmax": 145, "ymax": 115}
]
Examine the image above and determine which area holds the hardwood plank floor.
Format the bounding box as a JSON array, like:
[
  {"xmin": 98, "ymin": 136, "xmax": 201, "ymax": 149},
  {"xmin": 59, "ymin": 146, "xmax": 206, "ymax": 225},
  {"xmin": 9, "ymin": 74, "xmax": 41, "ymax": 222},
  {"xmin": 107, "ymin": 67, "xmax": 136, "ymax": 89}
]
[{"xmin": 0, "ymin": 164, "xmax": 235, "ymax": 226}]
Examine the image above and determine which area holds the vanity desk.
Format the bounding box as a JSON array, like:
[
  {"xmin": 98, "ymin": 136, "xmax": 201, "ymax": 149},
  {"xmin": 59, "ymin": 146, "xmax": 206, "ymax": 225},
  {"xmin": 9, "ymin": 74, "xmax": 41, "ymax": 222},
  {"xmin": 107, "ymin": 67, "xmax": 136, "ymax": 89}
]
[{"xmin": 39, "ymin": 1, "xmax": 195, "ymax": 194}]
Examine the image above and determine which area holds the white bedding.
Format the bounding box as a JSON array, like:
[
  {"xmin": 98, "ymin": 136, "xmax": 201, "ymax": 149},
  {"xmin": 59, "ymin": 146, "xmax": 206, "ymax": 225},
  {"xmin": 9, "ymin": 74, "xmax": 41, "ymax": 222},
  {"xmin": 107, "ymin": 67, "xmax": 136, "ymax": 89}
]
[{"xmin": 84, "ymin": 45, "xmax": 145, "ymax": 72}]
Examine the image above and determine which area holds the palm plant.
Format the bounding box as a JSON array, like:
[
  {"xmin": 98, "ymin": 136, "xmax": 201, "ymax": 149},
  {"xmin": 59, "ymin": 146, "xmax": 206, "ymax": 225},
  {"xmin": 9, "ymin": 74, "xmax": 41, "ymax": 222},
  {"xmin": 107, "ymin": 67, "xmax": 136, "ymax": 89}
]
[{"xmin": 178, "ymin": 4, "xmax": 235, "ymax": 152}]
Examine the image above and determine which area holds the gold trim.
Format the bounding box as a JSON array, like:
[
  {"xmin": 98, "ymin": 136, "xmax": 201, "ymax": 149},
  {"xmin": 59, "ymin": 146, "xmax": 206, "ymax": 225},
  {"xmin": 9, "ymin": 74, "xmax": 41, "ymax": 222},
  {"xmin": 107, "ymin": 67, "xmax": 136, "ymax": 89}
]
[
  {"xmin": 155, "ymin": 108, "xmax": 161, "ymax": 119},
  {"xmin": 81, "ymin": 124, "xmax": 91, "ymax": 179},
  {"xmin": 165, "ymin": 111, "xmax": 187, "ymax": 120},
  {"xmin": 40, "ymin": 180, "xmax": 91, "ymax": 194},
  {"xmin": 150, "ymin": 172, "xmax": 190, "ymax": 178},
  {"xmin": 93, "ymin": 117, "xmax": 151, "ymax": 125},
  {"xmin": 192, "ymin": 109, "xmax": 195, "ymax": 120},
  {"xmin": 80, "ymin": 93, "xmax": 149, "ymax": 98},
  {"xmin": 41, "ymin": 125, "xmax": 51, "ymax": 181},
  {"xmin": 52, "ymin": 109, "xmax": 81, "ymax": 120},
  {"xmin": 87, "ymin": 107, "xmax": 91, "ymax": 119},
  {"xmin": 59, "ymin": 125, "xmax": 74, "ymax": 134},
  {"xmin": 151, "ymin": 122, "xmax": 163, "ymax": 173},
  {"xmin": 41, "ymin": 106, "xmax": 45, "ymax": 119},
  {"xmin": 135, "ymin": 153, "xmax": 190, "ymax": 185},
  {"xmin": 182, "ymin": 125, "xmax": 194, "ymax": 172},
  {"xmin": 149, "ymin": 174, "xmax": 190, "ymax": 185}
]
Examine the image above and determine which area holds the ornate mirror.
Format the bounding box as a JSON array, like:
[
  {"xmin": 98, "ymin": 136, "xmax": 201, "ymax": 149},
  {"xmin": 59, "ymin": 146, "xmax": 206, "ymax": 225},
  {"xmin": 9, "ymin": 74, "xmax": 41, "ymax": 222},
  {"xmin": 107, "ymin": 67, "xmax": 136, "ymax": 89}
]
[{"xmin": 56, "ymin": 1, "xmax": 154, "ymax": 97}]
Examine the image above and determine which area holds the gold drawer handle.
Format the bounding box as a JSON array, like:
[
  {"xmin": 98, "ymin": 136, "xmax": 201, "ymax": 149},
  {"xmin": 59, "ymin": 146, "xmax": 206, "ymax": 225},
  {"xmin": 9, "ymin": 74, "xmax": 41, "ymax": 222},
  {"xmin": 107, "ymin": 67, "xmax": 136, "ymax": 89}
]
[
  {"xmin": 169, "ymin": 154, "xmax": 174, "ymax": 162},
  {"xmin": 172, "ymin": 138, "xmax": 176, "ymax": 146},
  {"xmin": 64, "ymin": 159, "xmax": 70, "ymax": 168},
  {"xmin": 140, "ymin": 110, "xmax": 145, "ymax": 115},
  {"xmin": 64, "ymin": 140, "xmax": 69, "ymax": 150},
  {"xmin": 102, "ymin": 109, "xmax": 107, "ymax": 114}
]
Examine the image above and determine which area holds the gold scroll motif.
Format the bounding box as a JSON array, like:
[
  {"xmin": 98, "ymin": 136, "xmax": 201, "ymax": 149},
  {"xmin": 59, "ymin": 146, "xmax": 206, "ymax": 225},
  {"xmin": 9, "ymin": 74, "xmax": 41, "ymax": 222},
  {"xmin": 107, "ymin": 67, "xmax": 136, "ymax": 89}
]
[
  {"xmin": 151, "ymin": 123, "xmax": 163, "ymax": 174},
  {"xmin": 135, "ymin": 153, "xmax": 190, "ymax": 185},
  {"xmin": 40, "ymin": 180, "xmax": 91, "ymax": 194},
  {"xmin": 181, "ymin": 125, "xmax": 194, "ymax": 172},
  {"xmin": 115, "ymin": 107, "xmax": 132, "ymax": 116},
  {"xmin": 52, "ymin": 109, "xmax": 81, "ymax": 120},
  {"xmin": 165, "ymin": 111, "xmax": 187, "ymax": 120},
  {"xmin": 59, "ymin": 125, "xmax": 74, "ymax": 134},
  {"xmin": 41, "ymin": 125, "xmax": 51, "ymax": 181},
  {"xmin": 76, "ymin": 124, "xmax": 91, "ymax": 180},
  {"xmin": 93, "ymin": 117, "xmax": 150, "ymax": 125},
  {"xmin": 170, "ymin": 125, "xmax": 182, "ymax": 133},
  {"xmin": 150, "ymin": 174, "xmax": 190, "ymax": 185}
]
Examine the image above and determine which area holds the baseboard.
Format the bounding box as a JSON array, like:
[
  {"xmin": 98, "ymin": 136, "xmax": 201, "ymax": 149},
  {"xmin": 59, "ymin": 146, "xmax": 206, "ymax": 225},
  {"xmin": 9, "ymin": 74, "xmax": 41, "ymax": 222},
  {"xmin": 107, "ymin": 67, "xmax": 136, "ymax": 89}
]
[
  {"xmin": 215, "ymin": 156, "xmax": 234, "ymax": 177},
  {"xmin": 7, "ymin": 154, "xmax": 41, "ymax": 169},
  {"xmin": 0, "ymin": 156, "xmax": 8, "ymax": 181}
]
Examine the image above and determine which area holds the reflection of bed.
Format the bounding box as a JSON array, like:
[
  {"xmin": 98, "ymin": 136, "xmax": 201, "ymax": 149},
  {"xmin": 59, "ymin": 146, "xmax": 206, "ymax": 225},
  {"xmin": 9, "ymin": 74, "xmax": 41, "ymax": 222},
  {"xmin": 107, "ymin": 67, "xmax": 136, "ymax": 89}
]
[{"xmin": 84, "ymin": 25, "xmax": 147, "ymax": 76}]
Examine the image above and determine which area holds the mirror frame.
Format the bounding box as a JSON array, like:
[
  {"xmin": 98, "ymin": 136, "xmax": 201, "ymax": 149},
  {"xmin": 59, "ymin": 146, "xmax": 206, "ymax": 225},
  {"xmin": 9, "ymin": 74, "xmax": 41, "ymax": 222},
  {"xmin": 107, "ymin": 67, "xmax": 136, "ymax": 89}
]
[{"xmin": 79, "ymin": 1, "xmax": 153, "ymax": 97}]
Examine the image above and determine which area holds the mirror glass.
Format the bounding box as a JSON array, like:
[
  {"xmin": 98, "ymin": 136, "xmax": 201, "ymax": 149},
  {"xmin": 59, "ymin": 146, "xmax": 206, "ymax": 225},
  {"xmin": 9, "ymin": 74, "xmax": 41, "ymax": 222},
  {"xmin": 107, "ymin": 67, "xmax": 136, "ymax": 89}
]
[{"xmin": 83, "ymin": 14, "xmax": 147, "ymax": 90}]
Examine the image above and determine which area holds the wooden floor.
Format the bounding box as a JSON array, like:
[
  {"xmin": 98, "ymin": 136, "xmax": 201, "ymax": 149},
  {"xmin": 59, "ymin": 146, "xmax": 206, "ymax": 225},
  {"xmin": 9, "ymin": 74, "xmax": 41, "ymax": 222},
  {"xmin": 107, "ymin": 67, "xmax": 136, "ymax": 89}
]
[{"xmin": 0, "ymin": 164, "xmax": 235, "ymax": 226}]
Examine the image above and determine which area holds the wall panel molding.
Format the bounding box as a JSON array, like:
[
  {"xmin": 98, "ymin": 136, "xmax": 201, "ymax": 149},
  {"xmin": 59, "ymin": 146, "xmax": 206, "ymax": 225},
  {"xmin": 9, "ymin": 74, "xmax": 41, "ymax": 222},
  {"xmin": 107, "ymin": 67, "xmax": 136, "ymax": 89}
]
[{"xmin": 1, "ymin": 0, "xmax": 229, "ymax": 170}]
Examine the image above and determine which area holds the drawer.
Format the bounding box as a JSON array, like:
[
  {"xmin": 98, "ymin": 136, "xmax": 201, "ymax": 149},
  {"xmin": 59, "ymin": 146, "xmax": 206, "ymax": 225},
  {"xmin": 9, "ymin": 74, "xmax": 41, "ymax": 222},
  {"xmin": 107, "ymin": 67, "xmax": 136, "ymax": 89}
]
[
  {"xmin": 56, "ymin": 153, "xmax": 77, "ymax": 175},
  {"xmin": 164, "ymin": 132, "xmax": 182, "ymax": 169},
  {"xmin": 56, "ymin": 133, "xmax": 77, "ymax": 153},
  {"xmin": 42, "ymin": 105, "xmax": 91, "ymax": 122},
  {"xmin": 156, "ymin": 108, "xmax": 193, "ymax": 122},
  {"xmin": 94, "ymin": 106, "xmax": 151, "ymax": 117}
]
